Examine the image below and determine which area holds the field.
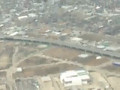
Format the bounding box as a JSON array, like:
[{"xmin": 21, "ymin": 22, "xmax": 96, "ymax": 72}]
[
  {"xmin": 0, "ymin": 42, "xmax": 14, "ymax": 69},
  {"xmin": 43, "ymin": 47, "xmax": 81, "ymax": 60},
  {"xmin": 107, "ymin": 76, "xmax": 120, "ymax": 90},
  {"xmin": 18, "ymin": 56, "xmax": 59, "ymax": 67},
  {"xmin": 102, "ymin": 64, "xmax": 120, "ymax": 74},
  {"xmin": 0, "ymin": 41, "xmax": 116, "ymax": 90},
  {"xmin": 13, "ymin": 63, "xmax": 80, "ymax": 78},
  {"xmin": 74, "ymin": 55, "xmax": 110, "ymax": 66}
]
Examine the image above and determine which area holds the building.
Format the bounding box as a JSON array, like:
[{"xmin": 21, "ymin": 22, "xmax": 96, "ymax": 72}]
[
  {"xmin": 60, "ymin": 69, "xmax": 90, "ymax": 87},
  {"xmin": 70, "ymin": 37, "xmax": 83, "ymax": 42}
]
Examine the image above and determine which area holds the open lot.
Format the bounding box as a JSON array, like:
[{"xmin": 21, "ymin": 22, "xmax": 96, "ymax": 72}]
[
  {"xmin": 107, "ymin": 76, "xmax": 120, "ymax": 90},
  {"xmin": 0, "ymin": 71, "xmax": 7, "ymax": 84},
  {"xmin": 80, "ymin": 33, "xmax": 104, "ymax": 42},
  {"xmin": 43, "ymin": 47, "xmax": 110, "ymax": 66},
  {"xmin": 74, "ymin": 55, "xmax": 110, "ymax": 66},
  {"xmin": 88, "ymin": 72, "xmax": 110, "ymax": 89},
  {"xmin": 18, "ymin": 56, "xmax": 59, "ymax": 67},
  {"xmin": 14, "ymin": 45, "xmax": 39, "ymax": 62},
  {"xmin": 13, "ymin": 63, "xmax": 80, "ymax": 78},
  {"xmin": 102, "ymin": 64, "xmax": 120, "ymax": 74},
  {"xmin": 43, "ymin": 47, "xmax": 81, "ymax": 60}
]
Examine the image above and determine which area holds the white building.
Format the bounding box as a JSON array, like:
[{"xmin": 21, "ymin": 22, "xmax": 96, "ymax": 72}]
[
  {"xmin": 18, "ymin": 15, "xmax": 28, "ymax": 21},
  {"xmin": 70, "ymin": 37, "xmax": 83, "ymax": 42},
  {"xmin": 60, "ymin": 69, "xmax": 90, "ymax": 87}
]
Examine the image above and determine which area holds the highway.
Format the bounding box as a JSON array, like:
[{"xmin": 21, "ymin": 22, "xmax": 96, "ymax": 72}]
[{"xmin": 0, "ymin": 36, "xmax": 120, "ymax": 59}]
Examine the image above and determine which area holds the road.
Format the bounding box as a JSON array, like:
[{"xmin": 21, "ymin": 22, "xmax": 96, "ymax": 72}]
[{"xmin": 0, "ymin": 36, "xmax": 120, "ymax": 59}]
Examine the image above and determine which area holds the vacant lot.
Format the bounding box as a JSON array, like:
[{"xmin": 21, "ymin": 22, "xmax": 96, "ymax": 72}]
[
  {"xmin": 43, "ymin": 47, "xmax": 81, "ymax": 60},
  {"xmin": 102, "ymin": 64, "xmax": 120, "ymax": 74},
  {"xmin": 107, "ymin": 76, "xmax": 120, "ymax": 90},
  {"xmin": 0, "ymin": 71, "xmax": 7, "ymax": 84},
  {"xmin": 0, "ymin": 42, "xmax": 14, "ymax": 69},
  {"xmin": 18, "ymin": 56, "xmax": 58, "ymax": 67},
  {"xmin": 74, "ymin": 55, "xmax": 110, "ymax": 66},
  {"xmin": 14, "ymin": 43, "xmax": 49, "ymax": 62},
  {"xmin": 13, "ymin": 63, "xmax": 80, "ymax": 78},
  {"xmin": 80, "ymin": 33, "xmax": 104, "ymax": 42},
  {"xmin": 15, "ymin": 46, "xmax": 38, "ymax": 61}
]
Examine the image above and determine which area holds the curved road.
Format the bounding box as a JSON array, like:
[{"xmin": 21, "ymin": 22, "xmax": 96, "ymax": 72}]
[{"xmin": 0, "ymin": 36, "xmax": 120, "ymax": 59}]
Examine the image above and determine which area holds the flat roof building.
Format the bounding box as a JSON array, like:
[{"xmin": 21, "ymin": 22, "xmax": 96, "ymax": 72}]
[{"xmin": 60, "ymin": 69, "xmax": 90, "ymax": 87}]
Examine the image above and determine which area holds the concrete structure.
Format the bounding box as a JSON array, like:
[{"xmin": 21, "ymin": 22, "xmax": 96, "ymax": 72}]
[
  {"xmin": 16, "ymin": 79, "xmax": 40, "ymax": 90},
  {"xmin": 60, "ymin": 69, "xmax": 90, "ymax": 87},
  {"xmin": 16, "ymin": 67, "xmax": 23, "ymax": 72}
]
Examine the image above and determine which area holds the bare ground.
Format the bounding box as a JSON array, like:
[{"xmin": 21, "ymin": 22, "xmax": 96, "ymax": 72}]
[
  {"xmin": 102, "ymin": 64, "xmax": 120, "ymax": 74},
  {"xmin": 18, "ymin": 56, "xmax": 59, "ymax": 67},
  {"xmin": 43, "ymin": 47, "xmax": 81, "ymax": 60},
  {"xmin": 13, "ymin": 63, "xmax": 80, "ymax": 78},
  {"xmin": 74, "ymin": 55, "xmax": 110, "ymax": 66},
  {"xmin": 107, "ymin": 76, "xmax": 120, "ymax": 90}
]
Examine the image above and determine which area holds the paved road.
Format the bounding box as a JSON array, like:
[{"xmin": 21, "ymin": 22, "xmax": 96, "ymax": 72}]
[{"xmin": 0, "ymin": 36, "xmax": 120, "ymax": 59}]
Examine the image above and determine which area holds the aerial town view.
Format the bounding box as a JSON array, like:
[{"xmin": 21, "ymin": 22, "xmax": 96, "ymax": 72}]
[{"xmin": 0, "ymin": 0, "xmax": 120, "ymax": 90}]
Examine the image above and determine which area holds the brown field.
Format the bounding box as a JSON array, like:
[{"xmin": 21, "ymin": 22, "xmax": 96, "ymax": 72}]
[
  {"xmin": 102, "ymin": 64, "xmax": 120, "ymax": 74},
  {"xmin": 0, "ymin": 71, "xmax": 7, "ymax": 84},
  {"xmin": 43, "ymin": 47, "xmax": 81, "ymax": 60},
  {"xmin": 13, "ymin": 63, "xmax": 80, "ymax": 78},
  {"xmin": 107, "ymin": 76, "xmax": 120, "ymax": 90},
  {"xmin": 18, "ymin": 56, "xmax": 59, "ymax": 67},
  {"xmin": 74, "ymin": 55, "xmax": 110, "ymax": 66},
  {"xmin": 80, "ymin": 33, "xmax": 104, "ymax": 42},
  {"xmin": 0, "ymin": 42, "xmax": 14, "ymax": 69},
  {"xmin": 14, "ymin": 46, "xmax": 38, "ymax": 62}
]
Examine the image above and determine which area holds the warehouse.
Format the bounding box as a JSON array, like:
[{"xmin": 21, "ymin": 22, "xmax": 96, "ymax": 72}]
[{"xmin": 60, "ymin": 69, "xmax": 90, "ymax": 87}]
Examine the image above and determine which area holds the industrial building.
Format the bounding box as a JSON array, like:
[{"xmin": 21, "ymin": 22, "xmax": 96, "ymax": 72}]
[{"xmin": 60, "ymin": 69, "xmax": 90, "ymax": 87}]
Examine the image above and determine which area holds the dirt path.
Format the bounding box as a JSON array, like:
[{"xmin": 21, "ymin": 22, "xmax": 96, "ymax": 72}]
[{"xmin": 12, "ymin": 47, "xmax": 19, "ymax": 64}]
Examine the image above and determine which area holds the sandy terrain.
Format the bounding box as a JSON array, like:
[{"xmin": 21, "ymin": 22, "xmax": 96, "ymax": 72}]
[
  {"xmin": 80, "ymin": 33, "xmax": 104, "ymax": 42},
  {"xmin": 0, "ymin": 42, "xmax": 14, "ymax": 69}
]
